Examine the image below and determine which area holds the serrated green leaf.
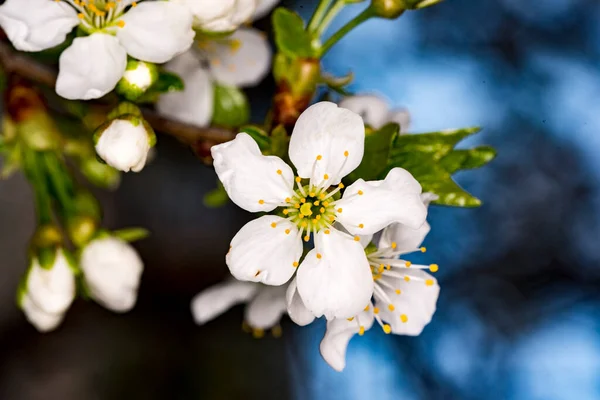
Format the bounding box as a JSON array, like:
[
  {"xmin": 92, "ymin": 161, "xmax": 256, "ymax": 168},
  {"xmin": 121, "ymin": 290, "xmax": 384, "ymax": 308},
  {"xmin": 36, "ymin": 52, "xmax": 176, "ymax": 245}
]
[
  {"xmin": 203, "ymin": 182, "xmax": 229, "ymax": 208},
  {"xmin": 241, "ymin": 126, "xmax": 271, "ymax": 152},
  {"xmin": 273, "ymin": 8, "xmax": 314, "ymax": 58},
  {"xmin": 112, "ymin": 228, "xmax": 150, "ymax": 243},
  {"xmin": 212, "ymin": 84, "xmax": 250, "ymax": 128},
  {"xmin": 439, "ymin": 146, "xmax": 496, "ymax": 173},
  {"xmin": 346, "ymin": 123, "xmax": 398, "ymax": 184}
]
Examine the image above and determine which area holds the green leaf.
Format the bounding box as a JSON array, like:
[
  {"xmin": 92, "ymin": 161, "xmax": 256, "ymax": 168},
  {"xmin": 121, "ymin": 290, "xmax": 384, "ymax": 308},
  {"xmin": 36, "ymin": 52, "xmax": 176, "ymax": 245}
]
[
  {"xmin": 113, "ymin": 228, "xmax": 150, "ymax": 242},
  {"xmin": 212, "ymin": 84, "xmax": 250, "ymax": 128},
  {"xmin": 439, "ymin": 146, "xmax": 497, "ymax": 173},
  {"xmin": 387, "ymin": 126, "xmax": 494, "ymax": 207},
  {"xmin": 241, "ymin": 125, "xmax": 271, "ymax": 152},
  {"xmin": 203, "ymin": 182, "xmax": 230, "ymax": 208},
  {"xmin": 346, "ymin": 123, "xmax": 398, "ymax": 184},
  {"xmin": 273, "ymin": 8, "xmax": 314, "ymax": 58}
]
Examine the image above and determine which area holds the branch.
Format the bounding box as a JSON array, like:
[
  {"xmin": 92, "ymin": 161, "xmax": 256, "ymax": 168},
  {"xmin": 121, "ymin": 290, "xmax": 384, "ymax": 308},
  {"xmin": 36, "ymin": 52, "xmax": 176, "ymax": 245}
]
[{"xmin": 0, "ymin": 41, "xmax": 235, "ymax": 145}]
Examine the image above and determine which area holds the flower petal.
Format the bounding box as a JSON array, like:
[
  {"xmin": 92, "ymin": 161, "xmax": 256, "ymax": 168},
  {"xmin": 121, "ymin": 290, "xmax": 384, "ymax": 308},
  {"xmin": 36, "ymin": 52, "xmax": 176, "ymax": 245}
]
[
  {"xmin": 338, "ymin": 95, "xmax": 390, "ymax": 129},
  {"xmin": 244, "ymin": 285, "xmax": 288, "ymax": 329},
  {"xmin": 177, "ymin": 0, "xmax": 236, "ymax": 24},
  {"xmin": 227, "ymin": 215, "xmax": 303, "ymax": 285},
  {"xmin": 56, "ymin": 34, "xmax": 127, "ymax": 100},
  {"xmin": 21, "ymin": 294, "xmax": 65, "ymax": 333},
  {"xmin": 191, "ymin": 279, "xmax": 259, "ymax": 325},
  {"xmin": 285, "ymin": 278, "xmax": 315, "ymax": 326},
  {"xmin": 289, "ymin": 102, "xmax": 365, "ymax": 185},
  {"xmin": 253, "ymin": 0, "xmax": 280, "ymax": 19},
  {"xmin": 211, "ymin": 133, "xmax": 295, "ymax": 212},
  {"xmin": 0, "ymin": 0, "xmax": 78, "ymax": 52},
  {"xmin": 336, "ymin": 167, "xmax": 427, "ymax": 235},
  {"xmin": 320, "ymin": 308, "xmax": 374, "ymax": 372},
  {"xmin": 117, "ymin": 1, "xmax": 194, "ymax": 64},
  {"xmin": 378, "ymin": 221, "xmax": 430, "ymax": 253},
  {"xmin": 377, "ymin": 270, "xmax": 439, "ymax": 336},
  {"xmin": 27, "ymin": 250, "xmax": 75, "ymax": 315},
  {"xmin": 296, "ymin": 229, "xmax": 373, "ymax": 320},
  {"xmin": 207, "ymin": 28, "xmax": 272, "ymax": 88},
  {"xmin": 229, "ymin": 0, "xmax": 257, "ymax": 26},
  {"xmin": 387, "ymin": 108, "xmax": 411, "ymax": 133},
  {"xmin": 157, "ymin": 51, "xmax": 214, "ymax": 128}
]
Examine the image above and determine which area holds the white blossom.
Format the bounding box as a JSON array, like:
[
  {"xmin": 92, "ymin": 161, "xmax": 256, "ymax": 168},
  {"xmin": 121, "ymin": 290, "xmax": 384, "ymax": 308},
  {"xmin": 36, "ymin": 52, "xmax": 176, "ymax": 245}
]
[
  {"xmin": 211, "ymin": 102, "xmax": 427, "ymax": 320},
  {"xmin": 95, "ymin": 118, "xmax": 153, "ymax": 173},
  {"xmin": 80, "ymin": 237, "xmax": 144, "ymax": 313},
  {"xmin": 178, "ymin": 0, "xmax": 257, "ymax": 33},
  {"xmin": 339, "ymin": 94, "xmax": 412, "ymax": 132},
  {"xmin": 0, "ymin": 0, "xmax": 194, "ymax": 100},
  {"xmin": 20, "ymin": 249, "xmax": 76, "ymax": 332}
]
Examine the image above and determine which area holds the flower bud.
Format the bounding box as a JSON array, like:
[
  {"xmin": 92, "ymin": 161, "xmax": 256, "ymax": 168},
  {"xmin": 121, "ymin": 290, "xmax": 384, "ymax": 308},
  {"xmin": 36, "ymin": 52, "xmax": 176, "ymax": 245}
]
[
  {"xmin": 116, "ymin": 60, "xmax": 159, "ymax": 101},
  {"xmin": 94, "ymin": 116, "xmax": 156, "ymax": 173},
  {"xmin": 80, "ymin": 237, "xmax": 144, "ymax": 313},
  {"xmin": 181, "ymin": 0, "xmax": 256, "ymax": 33},
  {"xmin": 67, "ymin": 215, "xmax": 98, "ymax": 248},
  {"xmin": 19, "ymin": 249, "xmax": 76, "ymax": 332},
  {"xmin": 371, "ymin": 0, "xmax": 443, "ymax": 18},
  {"xmin": 80, "ymin": 158, "xmax": 121, "ymax": 189}
]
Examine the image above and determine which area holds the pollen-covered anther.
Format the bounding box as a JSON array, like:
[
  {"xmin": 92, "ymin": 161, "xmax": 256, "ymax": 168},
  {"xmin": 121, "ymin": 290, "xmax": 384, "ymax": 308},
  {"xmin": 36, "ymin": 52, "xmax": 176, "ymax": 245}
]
[
  {"xmin": 324, "ymin": 230, "xmax": 331, "ymax": 235},
  {"xmin": 344, "ymin": 150, "xmax": 349, "ymax": 157},
  {"xmin": 270, "ymin": 222, "xmax": 277, "ymax": 228},
  {"xmin": 283, "ymin": 210, "xmax": 289, "ymax": 215},
  {"xmin": 117, "ymin": 20, "xmax": 126, "ymax": 28},
  {"xmin": 373, "ymin": 307, "xmax": 380, "ymax": 314},
  {"xmin": 395, "ymin": 289, "xmax": 401, "ymax": 295},
  {"xmin": 358, "ymin": 190, "xmax": 364, "ymax": 195},
  {"xmin": 364, "ymin": 305, "xmax": 370, "ymax": 311},
  {"xmin": 429, "ymin": 264, "xmax": 439, "ymax": 272},
  {"xmin": 391, "ymin": 242, "xmax": 397, "ymax": 249},
  {"xmin": 404, "ymin": 276, "xmax": 410, "ymax": 282},
  {"xmin": 276, "ymin": 169, "xmax": 282, "ymax": 175},
  {"xmin": 304, "ymin": 235, "xmax": 310, "ymax": 242},
  {"xmin": 425, "ymin": 279, "xmax": 435, "ymax": 286},
  {"xmin": 324, "ymin": 174, "xmax": 329, "ymax": 180},
  {"xmin": 320, "ymin": 207, "xmax": 325, "ymax": 213},
  {"xmin": 358, "ymin": 326, "xmax": 365, "ymax": 336},
  {"xmin": 354, "ymin": 236, "xmax": 360, "ymax": 242},
  {"xmin": 338, "ymin": 183, "xmax": 344, "ymax": 189},
  {"xmin": 285, "ymin": 229, "xmax": 291, "ymax": 234},
  {"xmin": 347, "ymin": 317, "xmax": 354, "ymax": 321},
  {"xmin": 388, "ymin": 304, "xmax": 395, "ymax": 311},
  {"xmin": 420, "ymin": 247, "xmax": 427, "ymax": 253},
  {"xmin": 316, "ymin": 253, "xmax": 322, "ymax": 259},
  {"xmin": 337, "ymin": 208, "xmax": 343, "ymax": 213},
  {"xmin": 316, "ymin": 155, "xmax": 323, "ymax": 161},
  {"xmin": 293, "ymin": 261, "xmax": 299, "ymax": 267},
  {"xmin": 258, "ymin": 199, "xmax": 265, "ymax": 205},
  {"xmin": 383, "ymin": 324, "xmax": 392, "ymax": 334},
  {"xmin": 400, "ymin": 314, "xmax": 408, "ymax": 323},
  {"xmin": 295, "ymin": 177, "xmax": 302, "ymax": 183},
  {"xmin": 405, "ymin": 261, "xmax": 412, "ymax": 267}
]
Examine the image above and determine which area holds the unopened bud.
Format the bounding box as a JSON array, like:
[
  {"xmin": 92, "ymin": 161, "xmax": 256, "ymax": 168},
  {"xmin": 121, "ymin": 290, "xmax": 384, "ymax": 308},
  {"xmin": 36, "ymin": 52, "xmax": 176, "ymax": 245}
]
[
  {"xmin": 67, "ymin": 215, "xmax": 98, "ymax": 248},
  {"xmin": 116, "ymin": 60, "xmax": 159, "ymax": 101},
  {"xmin": 371, "ymin": 0, "xmax": 443, "ymax": 18}
]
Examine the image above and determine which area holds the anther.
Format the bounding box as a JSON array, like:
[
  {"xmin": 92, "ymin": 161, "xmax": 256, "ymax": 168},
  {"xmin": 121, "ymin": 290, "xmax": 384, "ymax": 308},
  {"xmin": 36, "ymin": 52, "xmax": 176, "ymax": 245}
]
[
  {"xmin": 395, "ymin": 289, "xmax": 401, "ymax": 295},
  {"xmin": 358, "ymin": 190, "xmax": 364, "ymax": 195},
  {"xmin": 324, "ymin": 230, "xmax": 330, "ymax": 235},
  {"xmin": 344, "ymin": 151, "xmax": 349, "ymax": 157},
  {"xmin": 316, "ymin": 155, "xmax": 322, "ymax": 161},
  {"xmin": 283, "ymin": 210, "xmax": 289, "ymax": 215},
  {"xmin": 364, "ymin": 305, "xmax": 370, "ymax": 311},
  {"xmin": 347, "ymin": 317, "xmax": 354, "ymax": 321},
  {"xmin": 404, "ymin": 276, "xmax": 410, "ymax": 282},
  {"xmin": 338, "ymin": 183, "xmax": 344, "ymax": 189},
  {"xmin": 258, "ymin": 199, "xmax": 265, "ymax": 204},
  {"xmin": 358, "ymin": 223, "xmax": 364, "ymax": 229},
  {"xmin": 400, "ymin": 314, "xmax": 408, "ymax": 323},
  {"xmin": 391, "ymin": 242, "xmax": 397, "ymax": 249},
  {"xmin": 358, "ymin": 326, "xmax": 365, "ymax": 336},
  {"xmin": 425, "ymin": 279, "xmax": 435, "ymax": 286},
  {"xmin": 354, "ymin": 236, "xmax": 360, "ymax": 242},
  {"xmin": 277, "ymin": 169, "xmax": 282, "ymax": 175},
  {"xmin": 293, "ymin": 261, "xmax": 299, "ymax": 267},
  {"xmin": 285, "ymin": 197, "xmax": 291, "ymax": 203},
  {"xmin": 405, "ymin": 261, "xmax": 412, "ymax": 267},
  {"xmin": 383, "ymin": 324, "xmax": 392, "ymax": 334},
  {"xmin": 285, "ymin": 229, "xmax": 291, "ymax": 234},
  {"xmin": 271, "ymin": 222, "xmax": 277, "ymax": 228},
  {"xmin": 320, "ymin": 207, "xmax": 325, "ymax": 213},
  {"xmin": 337, "ymin": 208, "xmax": 343, "ymax": 213},
  {"xmin": 420, "ymin": 247, "xmax": 427, "ymax": 253},
  {"xmin": 388, "ymin": 304, "xmax": 395, "ymax": 311},
  {"xmin": 304, "ymin": 235, "xmax": 310, "ymax": 242},
  {"xmin": 429, "ymin": 264, "xmax": 439, "ymax": 272},
  {"xmin": 316, "ymin": 253, "xmax": 322, "ymax": 259},
  {"xmin": 324, "ymin": 174, "xmax": 329, "ymax": 180},
  {"xmin": 373, "ymin": 307, "xmax": 380, "ymax": 314},
  {"xmin": 117, "ymin": 20, "xmax": 125, "ymax": 28},
  {"xmin": 295, "ymin": 177, "xmax": 302, "ymax": 183}
]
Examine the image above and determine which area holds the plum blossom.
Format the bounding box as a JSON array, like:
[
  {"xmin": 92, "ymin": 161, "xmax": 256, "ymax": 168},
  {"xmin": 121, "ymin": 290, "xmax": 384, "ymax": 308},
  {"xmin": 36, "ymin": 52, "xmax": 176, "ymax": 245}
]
[{"xmin": 340, "ymin": 94, "xmax": 412, "ymax": 132}]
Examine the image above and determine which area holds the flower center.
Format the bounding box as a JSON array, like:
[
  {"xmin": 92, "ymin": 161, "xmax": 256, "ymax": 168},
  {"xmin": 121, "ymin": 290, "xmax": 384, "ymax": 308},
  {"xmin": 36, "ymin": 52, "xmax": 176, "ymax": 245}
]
[{"xmin": 63, "ymin": 0, "xmax": 138, "ymax": 32}]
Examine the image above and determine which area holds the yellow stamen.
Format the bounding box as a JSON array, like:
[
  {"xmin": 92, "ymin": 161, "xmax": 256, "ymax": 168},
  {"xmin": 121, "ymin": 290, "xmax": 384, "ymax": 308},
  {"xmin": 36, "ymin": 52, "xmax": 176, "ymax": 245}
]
[
  {"xmin": 429, "ymin": 264, "xmax": 439, "ymax": 272},
  {"xmin": 383, "ymin": 324, "xmax": 392, "ymax": 334},
  {"xmin": 358, "ymin": 326, "xmax": 365, "ymax": 336},
  {"xmin": 270, "ymin": 222, "xmax": 277, "ymax": 228},
  {"xmin": 316, "ymin": 253, "xmax": 322, "ymax": 259},
  {"xmin": 425, "ymin": 279, "xmax": 435, "ymax": 286},
  {"xmin": 400, "ymin": 314, "xmax": 408, "ymax": 323},
  {"xmin": 388, "ymin": 304, "xmax": 395, "ymax": 311}
]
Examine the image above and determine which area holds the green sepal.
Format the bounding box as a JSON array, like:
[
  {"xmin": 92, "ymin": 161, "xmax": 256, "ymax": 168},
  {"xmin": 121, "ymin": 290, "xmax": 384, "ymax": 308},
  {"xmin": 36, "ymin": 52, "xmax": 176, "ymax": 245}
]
[
  {"xmin": 321, "ymin": 71, "xmax": 354, "ymax": 95},
  {"xmin": 203, "ymin": 182, "xmax": 230, "ymax": 208},
  {"xmin": 107, "ymin": 102, "xmax": 143, "ymax": 121},
  {"xmin": 212, "ymin": 84, "xmax": 250, "ymax": 128},
  {"xmin": 135, "ymin": 70, "xmax": 185, "ymax": 104},
  {"xmin": 272, "ymin": 8, "xmax": 316, "ymax": 58},
  {"xmin": 240, "ymin": 125, "xmax": 271, "ymax": 152},
  {"xmin": 37, "ymin": 247, "xmax": 57, "ymax": 270},
  {"xmin": 346, "ymin": 123, "xmax": 398, "ymax": 184},
  {"xmin": 116, "ymin": 59, "xmax": 160, "ymax": 102},
  {"xmin": 112, "ymin": 227, "xmax": 150, "ymax": 243}
]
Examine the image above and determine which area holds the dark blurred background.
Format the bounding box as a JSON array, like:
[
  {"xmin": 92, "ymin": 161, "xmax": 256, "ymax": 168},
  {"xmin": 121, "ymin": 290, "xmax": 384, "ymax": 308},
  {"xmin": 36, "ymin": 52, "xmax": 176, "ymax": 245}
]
[{"xmin": 2, "ymin": 0, "xmax": 600, "ymax": 398}]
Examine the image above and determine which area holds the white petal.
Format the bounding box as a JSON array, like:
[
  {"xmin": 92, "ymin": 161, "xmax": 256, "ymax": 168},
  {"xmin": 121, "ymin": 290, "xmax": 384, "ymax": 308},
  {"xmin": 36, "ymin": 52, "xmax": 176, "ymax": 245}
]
[
  {"xmin": 285, "ymin": 278, "xmax": 315, "ymax": 326},
  {"xmin": 27, "ymin": 250, "xmax": 75, "ymax": 315},
  {"xmin": 320, "ymin": 308, "xmax": 374, "ymax": 372},
  {"xmin": 387, "ymin": 108, "xmax": 411, "ymax": 133},
  {"xmin": 21, "ymin": 294, "xmax": 65, "ymax": 333},
  {"xmin": 179, "ymin": 0, "xmax": 236, "ymax": 25},
  {"xmin": 336, "ymin": 167, "xmax": 427, "ymax": 235},
  {"xmin": 244, "ymin": 285, "xmax": 288, "ymax": 329},
  {"xmin": 377, "ymin": 270, "xmax": 439, "ymax": 335},
  {"xmin": 227, "ymin": 215, "xmax": 303, "ymax": 285},
  {"xmin": 0, "ymin": 0, "xmax": 78, "ymax": 52},
  {"xmin": 56, "ymin": 34, "xmax": 127, "ymax": 100},
  {"xmin": 229, "ymin": 0, "xmax": 257, "ymax": 26},
  {"xmin": 191, "ymin": 279, "xmax": 259, "ymax": 325},
  {"xmin": 207, "ymin": 28, "xmax": 272, "ymax": 88},
  {"xmin": 157, "ymin": 51, "xmax": 214, "ymax": 128},
  {"xmin": 117, "ymin": 1, "xmax": 194, "ymax": 64},
  {"xmin": 289, "ymin": 102, "xmax": 365, "ymax": 185},
  {"xmin": 378, "ymin": 221, "xmax": 430, "ymax": 253},
  {"xmin": 253, "ymin": 0, "xmax": 279, "ymax": 19},
  {"xmin": 81, "ymin": 237, "xmax": 144, "ymax": 313},
  {"xmin": 211, "ymin": 133, "xmax": 295, "ymax": 213},
  {"xmin": 95, "ymin": 119, "xmax": 151, "ymax": 173},
  {"xmin": 338, "ymin": 95, "xmax": 390, "ymax": 129},
  {"xmin": 296, "ymin": 229, "xmax": 373, "ymax": 320},
  {"xmin": 421, "ymin": 192, "xmax": 439, "ymax": 206}
]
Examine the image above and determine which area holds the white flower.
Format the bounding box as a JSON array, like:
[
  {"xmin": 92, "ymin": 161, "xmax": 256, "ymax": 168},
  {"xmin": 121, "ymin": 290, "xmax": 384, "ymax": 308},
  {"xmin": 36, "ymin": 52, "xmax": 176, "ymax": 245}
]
[
  {"xmin": 318, "ymin": 194, "xmax": 440, "ymax": 371},
  {"xmin": 157, "ymin": 28, "xmax": 271, "ymax": 127},
  {"xmin": 211, "ymin": 102, "xmax": 427, "ymax": 320},
  {"xmin": 80, "ymin": 237, "xmax": 144, "ymax": 313},
  {"xmin": 178, "ymin": 0, "xmax": 257, "ymax": 33},
  {"xmin": 0, "ymin": 0, "xmax": 194, "ymax": 100},
  {"xmin": 191, "ymin": 278, "xmax": 288, "ymax": 337},
  {"xmin": 20, "ymin": 249, "xmax": 76, "ymax": 332},
  {"xmin": 339, "ymin": 94, "xmax": 412, "ymax": 132},
  {"xmin": 95, "ymin": 118, "xmax": 153, "ymax": 173}
]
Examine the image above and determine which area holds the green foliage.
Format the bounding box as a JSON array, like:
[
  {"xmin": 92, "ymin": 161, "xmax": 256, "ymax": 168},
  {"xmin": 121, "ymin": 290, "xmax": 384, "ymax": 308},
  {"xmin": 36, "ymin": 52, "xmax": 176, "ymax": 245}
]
[
  {"xmin": 386, "ymin": 127, "xmax": 495, "ymax": 207},
  {"xmin": 212, "ymin": 85, "xmax": 250, "ymax": 128},
  {"xmin": 273, "ymin": 8, "xmax": 316, "ymax": 58},
  {"xmin": 112, "ymin": 228, "xmax": 150, "ymax": 243},
  {"xmin": 346, "ymin": 123, "xmax": 398, "ymax": 183}
]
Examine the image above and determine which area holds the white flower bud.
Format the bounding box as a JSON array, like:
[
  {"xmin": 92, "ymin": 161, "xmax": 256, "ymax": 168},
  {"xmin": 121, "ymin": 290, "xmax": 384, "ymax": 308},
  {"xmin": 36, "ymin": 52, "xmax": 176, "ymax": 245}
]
[
  {"xmin": 20, "ymin": 249, "xmax": 76, "ymax": 332},
  {"xmin": 180, "ymin": 0, "xmax": 257, "ymax": 33},
  {"xmin": 80, "ymin": 237, "xmax": 144, "ymax": 313},
  {"xmin": 95, "ymin": 118, "xmax": 154, "ymax": 173}
]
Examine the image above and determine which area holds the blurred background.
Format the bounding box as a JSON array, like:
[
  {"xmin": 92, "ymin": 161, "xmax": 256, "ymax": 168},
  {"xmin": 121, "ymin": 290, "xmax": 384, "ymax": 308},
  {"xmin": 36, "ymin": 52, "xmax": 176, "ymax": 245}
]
[{"xmin": 2, "ymin": 0, "xmax": 600, "ymax": 398}]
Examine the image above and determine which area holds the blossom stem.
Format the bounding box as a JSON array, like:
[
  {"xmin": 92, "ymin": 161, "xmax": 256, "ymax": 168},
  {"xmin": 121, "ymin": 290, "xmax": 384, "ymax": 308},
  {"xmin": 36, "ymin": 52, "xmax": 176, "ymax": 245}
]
[
  {"xmin": 22, "ymin": 150, "xmax": 53, "ymax": 225},
  {"xmin": 307, "ymin": 0, "xmax": 335, "ymax": 33},
  {"xmin": 42, "ymin": 152, "xmax": 76, "ymax": 218},
  {"xmin": 319, "ymin": 6, "xmax": 377, "ymax": 57},
  {"xmin": 314, "ymin": 0, "xmax": 348, "ymax": 37}
]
